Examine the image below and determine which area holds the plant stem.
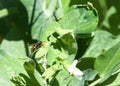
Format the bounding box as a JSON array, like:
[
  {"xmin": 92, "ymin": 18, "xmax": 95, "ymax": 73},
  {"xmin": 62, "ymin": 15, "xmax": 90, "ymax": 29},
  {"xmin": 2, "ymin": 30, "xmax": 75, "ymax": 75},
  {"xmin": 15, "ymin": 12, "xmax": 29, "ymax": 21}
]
[
  {"xmin": 89, "ymin": 78, "xmax": 101, "ymax": 86},
  {"xmin": 57, "ymin": 0, "xmax": 62, "ymax": 8}
]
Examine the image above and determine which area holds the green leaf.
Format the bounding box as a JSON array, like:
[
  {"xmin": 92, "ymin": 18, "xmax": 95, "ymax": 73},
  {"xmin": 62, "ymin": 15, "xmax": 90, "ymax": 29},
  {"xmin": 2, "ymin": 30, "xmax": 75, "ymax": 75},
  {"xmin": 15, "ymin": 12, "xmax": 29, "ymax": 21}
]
[
  {"xmin": 50, "ymin": 32, "xmax": 77, "ymax": 63},
  {"xmin": 67, "ymin": 76, "xmax": 84, "ymax": 86},
  {"xmin": 60, "ymin": 33, "xmax": 78, "ymax": 63},
  {"xmin": 0, "ymin": 49, "xmax": 26, "ymax": 85},
  {"xmin": 42, "ymin": 64, "xmax": 60, "ymax": 80},
  {"xmin": 31, "ymin": 13, "xmax": 54, "ymax": 41},
  {"xmin": 83, "ymin": 30, "xmax": 120, "ymax": 58},
  {"xmin": 46, "ymin": 45, "xmax": 59, "ymax": 66},
  {"xmin": 45, "ymin": 32, "xmax": 78, "ymax": 65},
  {"xmin": 24, "ymin": 59, "xmax": 46, "ymax": 86},
  {"xmin": 0, "ymin": 70, "xmax": 14, "ymax": 86},
  {"xmin": 75, "ymin": 64, "xmax": 98, "ymax": 86},
  {"xmin": 0, "ymin": 29, "xmax": 27, "ymax": 57},
  {"xmin": 20, "ymin": 0, "xmax": 57, "ymax": 40},
  {"xmin": 39, "ymin": 22, "xmax": 59, "ymax": 41},
  {"xmin": 83, "ymin": 69, "xmax": 98, "ymax": 81},
  {"xmin": 20, "ymin": 0, "xmax": 44, "ymax": 23},
  {"xmin": 105, "ymin": 73, "xmax": 120, "ymax": 86},
  {"xmin": 59, "ymin": 3, "xmax": 98, "ymax": 35},
  {"xmin": 39, "ymin": 3, "xmax": 98, "ymax": 41},
  {"xmin": 55, "ymin": 69, "xmax": 71, "ymax": 86},
  {"xmin": 77, "ymin": 57, "xmax": 95, "ymax": 70},
  {"xmin": 61, "ymin": 0, "xmax": 70, "ymax": 13},
  {"xmin": 94, "ymin": 42, "xmax": 120, "ymax": 83}
]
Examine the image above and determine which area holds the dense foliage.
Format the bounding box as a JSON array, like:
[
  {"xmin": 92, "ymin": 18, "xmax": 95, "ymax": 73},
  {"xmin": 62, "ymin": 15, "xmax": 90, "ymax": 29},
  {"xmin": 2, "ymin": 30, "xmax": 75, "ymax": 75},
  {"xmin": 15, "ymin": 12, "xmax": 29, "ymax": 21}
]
[{"xmin": 0, "ymin": 0, "xmax": 120, "ymax": 86}]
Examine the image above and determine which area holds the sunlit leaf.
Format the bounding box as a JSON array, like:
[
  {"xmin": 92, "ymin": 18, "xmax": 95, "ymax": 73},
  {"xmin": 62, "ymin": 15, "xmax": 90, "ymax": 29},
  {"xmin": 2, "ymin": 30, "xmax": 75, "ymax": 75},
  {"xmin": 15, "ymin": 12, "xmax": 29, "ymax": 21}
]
[
  {"xmin": 24, "ymin": 59, "xmax": 46, "ymax": 86},
  {"xmin": 55, "ymin": 69, "xmax": 71, "ymax": 86},
  {"xmin": 106, "ymin": 73, "xmax": 120, "ymax": 86},
  {"xmin": 0, "ymin": 49, "xmax": 26, "ymax": 85},
  {"xmin": 20, "ymin": 0, "xmax": 57, "ymax": 40},
  {"xmin": 59, "ymin": 3, "xmax": 98, "ymax": 35},
  {"xmin": 94, "ymin": 42, "xmax": 120, "ymax": 83},
  {"xmin": 83, "ymin": 30, "xmax": 120, "ymax": 58},
  {"xmin": 39, "ymin": 3, "xmax": 98, "ymax": 41}
]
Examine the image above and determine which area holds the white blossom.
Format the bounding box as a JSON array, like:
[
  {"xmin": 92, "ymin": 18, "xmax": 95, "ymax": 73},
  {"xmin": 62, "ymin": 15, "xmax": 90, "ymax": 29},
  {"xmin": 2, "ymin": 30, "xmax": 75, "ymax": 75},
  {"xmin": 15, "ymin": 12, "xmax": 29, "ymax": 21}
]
[{"xmin": 67, "ymin": 60, "xmax": 83, "ymax": 80}]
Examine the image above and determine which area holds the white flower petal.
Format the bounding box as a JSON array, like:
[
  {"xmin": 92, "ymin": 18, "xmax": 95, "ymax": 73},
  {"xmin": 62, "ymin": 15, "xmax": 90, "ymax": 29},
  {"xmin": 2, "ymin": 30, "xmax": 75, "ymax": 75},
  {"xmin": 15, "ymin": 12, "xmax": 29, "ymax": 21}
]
[
  {"xmin": 67, "ymin": 60, "xmax": 83, "ymax": 80},
  {"xmin": 73, "ymin": 67, "xmax": 83, "ymax": 80},
  {"xmin": 67, "ymin": 60, "xmax": 78, "ymax": 74}
]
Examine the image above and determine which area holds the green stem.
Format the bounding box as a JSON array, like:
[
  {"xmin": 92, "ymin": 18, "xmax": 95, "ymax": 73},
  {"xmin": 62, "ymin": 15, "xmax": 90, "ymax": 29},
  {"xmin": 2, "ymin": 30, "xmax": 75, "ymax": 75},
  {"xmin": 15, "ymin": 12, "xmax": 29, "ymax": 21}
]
[
  {"xmin": 89, "ymin": 78, "xmax": 101, "ymax": 86},
  {"xmin": 57, "ymin": 0, "xmax": 62, "ymax": 8}
]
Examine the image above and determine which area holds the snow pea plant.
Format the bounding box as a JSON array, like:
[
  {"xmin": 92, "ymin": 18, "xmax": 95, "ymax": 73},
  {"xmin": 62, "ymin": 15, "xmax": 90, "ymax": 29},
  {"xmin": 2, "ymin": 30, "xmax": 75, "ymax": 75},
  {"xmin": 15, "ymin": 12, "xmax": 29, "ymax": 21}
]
[
  {"xmin": 22, "ymin": 2, "xmax": 98, "ymax": 86},
  {"xmin": 1, "ymin": 0, "xmax": 120, "ymax": 86}
]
